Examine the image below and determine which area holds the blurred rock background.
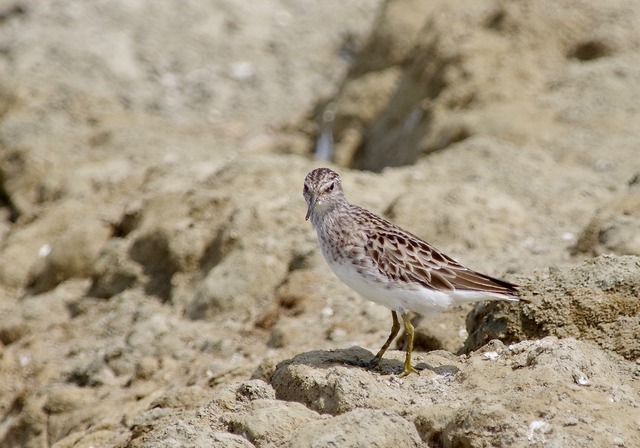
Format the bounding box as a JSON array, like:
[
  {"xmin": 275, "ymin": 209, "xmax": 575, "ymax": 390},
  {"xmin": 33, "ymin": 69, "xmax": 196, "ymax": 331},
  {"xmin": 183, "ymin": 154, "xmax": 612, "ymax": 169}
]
[{"xmin": 0, "ymin": 0, "xmax": 639, "ymax": 447}]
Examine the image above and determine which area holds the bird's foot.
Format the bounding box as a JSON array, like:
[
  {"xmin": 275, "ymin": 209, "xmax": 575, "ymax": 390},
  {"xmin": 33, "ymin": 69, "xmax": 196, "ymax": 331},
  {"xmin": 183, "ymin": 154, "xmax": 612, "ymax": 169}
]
[{"xmin": 399, "ymin": 362, "xmax": 419, "ymax": 377}]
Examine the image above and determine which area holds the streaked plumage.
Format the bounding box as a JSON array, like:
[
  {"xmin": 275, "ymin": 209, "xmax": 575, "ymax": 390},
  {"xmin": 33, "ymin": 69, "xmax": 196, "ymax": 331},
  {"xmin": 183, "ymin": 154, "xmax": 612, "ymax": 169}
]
[{"xmin": 303, "ymin": 167, "xmax": 519, "ymax": 376}]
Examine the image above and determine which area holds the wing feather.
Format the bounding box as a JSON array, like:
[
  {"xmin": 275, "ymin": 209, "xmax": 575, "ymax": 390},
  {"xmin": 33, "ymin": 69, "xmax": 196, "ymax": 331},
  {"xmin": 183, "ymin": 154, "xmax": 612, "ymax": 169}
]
[{"xmin": 364, "ymin": 221, "xmax": 518, "ymax": 296}]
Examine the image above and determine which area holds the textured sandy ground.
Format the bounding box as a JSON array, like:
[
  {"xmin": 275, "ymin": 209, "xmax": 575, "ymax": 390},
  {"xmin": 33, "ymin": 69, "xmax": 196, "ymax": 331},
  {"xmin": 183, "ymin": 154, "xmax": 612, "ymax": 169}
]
[{"xmin": 1, "ymin": 0, "xmax": 639, "ymax": 447}]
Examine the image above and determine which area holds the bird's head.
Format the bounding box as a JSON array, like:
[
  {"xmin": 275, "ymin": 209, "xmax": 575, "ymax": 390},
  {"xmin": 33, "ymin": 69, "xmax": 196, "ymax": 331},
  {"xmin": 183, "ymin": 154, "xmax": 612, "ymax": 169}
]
[{"xmin": 303, "ymin": 168, "xmax": 344, "ymax": 221}]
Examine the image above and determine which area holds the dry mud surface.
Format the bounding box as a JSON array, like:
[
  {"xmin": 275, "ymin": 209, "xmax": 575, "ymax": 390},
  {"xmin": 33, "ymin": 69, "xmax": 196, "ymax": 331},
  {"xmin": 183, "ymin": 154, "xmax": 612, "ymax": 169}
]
[{"xmin": 1, "ymin": 1, "xmax": 639, "ymax": 447}]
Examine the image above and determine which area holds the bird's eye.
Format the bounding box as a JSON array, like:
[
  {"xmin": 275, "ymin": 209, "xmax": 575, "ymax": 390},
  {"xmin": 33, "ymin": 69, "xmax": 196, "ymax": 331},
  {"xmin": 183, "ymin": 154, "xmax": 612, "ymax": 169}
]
[
  {"xmin": 303, "ymin": 184, "xmax": 309, "ymax": 193},
  {"xmin": 326, "ymin": 183, "xmax": 335, "ymax": 192}
]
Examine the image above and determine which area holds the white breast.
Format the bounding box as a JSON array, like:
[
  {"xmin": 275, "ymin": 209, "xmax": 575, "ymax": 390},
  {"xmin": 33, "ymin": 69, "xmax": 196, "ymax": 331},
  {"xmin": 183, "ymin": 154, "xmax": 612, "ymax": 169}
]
[{"xmin": 323, "ymin": 254, "xmax": 457, "ymax": 316}]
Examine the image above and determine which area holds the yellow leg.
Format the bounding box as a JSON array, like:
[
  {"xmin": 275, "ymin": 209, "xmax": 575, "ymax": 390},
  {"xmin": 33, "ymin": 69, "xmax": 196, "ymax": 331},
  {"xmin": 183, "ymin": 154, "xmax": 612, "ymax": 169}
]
[
  {"xmin": 369, "ymin": 311, "xmax": 400, "ymax": 369},
  {"xmin": 400, "ymin": 313, "xmax": 419, "ymax": 377}
]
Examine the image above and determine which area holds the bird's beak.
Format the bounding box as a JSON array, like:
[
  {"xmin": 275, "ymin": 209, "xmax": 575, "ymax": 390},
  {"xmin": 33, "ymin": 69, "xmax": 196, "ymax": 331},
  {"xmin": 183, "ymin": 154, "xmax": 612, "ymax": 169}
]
[{"xmin": 305, "ymin": 195, "xmax": 317, "ymax": 221}]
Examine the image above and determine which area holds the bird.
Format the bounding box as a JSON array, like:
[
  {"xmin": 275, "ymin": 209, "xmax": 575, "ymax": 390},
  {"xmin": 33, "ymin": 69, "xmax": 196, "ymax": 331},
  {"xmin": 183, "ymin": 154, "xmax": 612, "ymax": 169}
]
[{"xmin": 303, "ymin": 167, "xmax": 519, "ymax": 376}]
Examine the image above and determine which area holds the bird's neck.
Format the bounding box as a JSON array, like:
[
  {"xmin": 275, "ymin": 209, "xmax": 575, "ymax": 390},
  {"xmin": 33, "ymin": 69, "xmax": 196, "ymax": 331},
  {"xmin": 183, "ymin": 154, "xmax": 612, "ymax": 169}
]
[{"xmin": 310, "ymin": 201, "xmax": 353, "ymax": 235}]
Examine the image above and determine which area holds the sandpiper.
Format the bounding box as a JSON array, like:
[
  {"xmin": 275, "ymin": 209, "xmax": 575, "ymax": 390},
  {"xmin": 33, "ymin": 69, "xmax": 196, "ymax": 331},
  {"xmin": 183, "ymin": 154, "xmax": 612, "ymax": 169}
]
[{"xmin": 303, "ymin": 167, "xmax": 519, "ymax": 376}]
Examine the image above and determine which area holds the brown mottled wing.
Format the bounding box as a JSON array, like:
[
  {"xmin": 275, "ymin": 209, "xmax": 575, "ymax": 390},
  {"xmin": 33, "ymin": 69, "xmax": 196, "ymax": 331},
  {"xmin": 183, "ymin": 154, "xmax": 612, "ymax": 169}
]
[{"xmin": 364, "ymin": 225, "xmax": 518, "ymax": 296}]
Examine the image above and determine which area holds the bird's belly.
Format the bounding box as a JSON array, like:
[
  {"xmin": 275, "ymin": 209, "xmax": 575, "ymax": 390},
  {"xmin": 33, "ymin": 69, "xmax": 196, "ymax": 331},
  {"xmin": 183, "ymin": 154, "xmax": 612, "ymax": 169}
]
[{"xmin": 326, "ymin": 258, "xmax": 454, "ymax": 316}]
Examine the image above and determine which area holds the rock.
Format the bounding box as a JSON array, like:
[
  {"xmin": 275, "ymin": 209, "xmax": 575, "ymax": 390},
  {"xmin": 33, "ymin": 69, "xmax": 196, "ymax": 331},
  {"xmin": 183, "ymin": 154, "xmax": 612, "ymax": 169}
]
[
  {"xmin": 224, "ymin": 399, "xmax": 321, "ymax": 447},
  {"xmin": 463, "ymin": 255, "xmax": 640, "ymax": 360},
  {"xmin": 0, "ymin": 200, "xmax": 105, "ymax": 291},
  {"xmin": 90, "ymin": 188, "xmax": 232, "ymax": 302},
  {"xmin": 134, "ymin": 356, "xmax": 159, "ymax": 381},
  {"xmin": 439, "ymin": 338, "xmax": 639, "ymax": 447},
  {"xmin": 88, "ymin": 238, "xmax": 144, "ymax": 298},
  {"xmin": 340, "ymin": 0, "xmax": 640, "ymax": 171},
  {"xmin": 270, "ymin": 338, "xmax": 639, "ymax": 447},
  {"xmin": 192, "ymin": 380, "xmax": 318, "ymax": 447},
  {"xmin": 270, "ymin": 348, "xmax": 394, "ymax": 415},
  {"xmin": 27, "ymin": 217, "xmax": 112, "ymax": 294},
  {"xmin": 128, "ymin": 409, "xmax": 214, "ymax": 448},
  {"xmin": 573, "ymin": 186, "xmax": 640, "ymax": 256},
  {"xmin": 133, "ymin": 424, "xmax": 255, "ymax": 448},
  {"xmin": 184, "ymin": 157, "xmax": 314, "ymax": 321},
  {"xmin": 44, "ymin": 385, "xmax": 100, "ymax": 444},
  {"xmin": 287, "ymin": 408, "xmax": 421, "ymax": 448},
  {"xmin": 54, "ymin": 429, "xmax": 131, "ymax": 448},
  {"xmin": 43, "ymin": 384, "xmax": 96, "ymax": 414},
  {"xmin": 2, "ymin": 0, "xmax": 640, "ymax": 447}
]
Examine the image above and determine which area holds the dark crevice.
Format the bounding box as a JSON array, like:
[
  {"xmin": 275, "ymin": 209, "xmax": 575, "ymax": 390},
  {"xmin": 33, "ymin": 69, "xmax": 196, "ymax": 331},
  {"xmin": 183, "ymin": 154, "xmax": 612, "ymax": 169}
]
[
  {"xmin": 129, "ymin": 232, "xmax": 179, "ymax": 303},
  {"xmin": 0, "ymin": 4, "xmax": 27, "ymax": 25},
  {"xmin": 0, "ymin": 174, "xmax": 20, "ymax": 223},
  {"xmin": 111, "ymin": 208, "xmax": 140, "ymax": 238},
  {"xmin": 485, "ymin": 10, "xmax": 506, "ymax": 31},
  {"xmin": 569, "ymin": 40, "xmax": 612, "ymax": 61},
  {"xmin": 199, "ymin": 227, "xmax": 228, "ymax": 274}
]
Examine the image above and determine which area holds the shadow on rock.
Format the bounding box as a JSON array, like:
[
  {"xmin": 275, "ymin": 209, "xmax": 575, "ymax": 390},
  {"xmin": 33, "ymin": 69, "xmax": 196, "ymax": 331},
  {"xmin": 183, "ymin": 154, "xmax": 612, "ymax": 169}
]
[{"xmin": 273, "ymin": 347, "xmax": 459, "ymax": 377}]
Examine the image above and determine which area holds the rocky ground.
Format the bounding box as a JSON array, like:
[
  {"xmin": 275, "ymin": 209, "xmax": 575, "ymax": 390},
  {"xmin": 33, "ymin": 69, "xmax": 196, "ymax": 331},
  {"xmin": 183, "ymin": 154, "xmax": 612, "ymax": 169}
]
[{"xmin": 1, "ymin": 0, "xmax": 639, "ymax": 447}]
